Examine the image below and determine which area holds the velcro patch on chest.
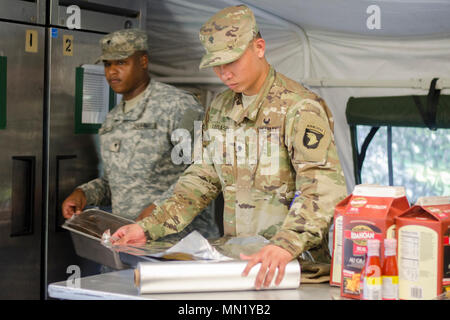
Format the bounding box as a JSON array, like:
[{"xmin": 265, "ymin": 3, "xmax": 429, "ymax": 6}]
[
  {"xmin": 209, "ymin": 121, "xmax": 229, "ymax": 131},
  {"xmin": 294, "ymin": 111, "xmax": 331, "ymax": 163}
]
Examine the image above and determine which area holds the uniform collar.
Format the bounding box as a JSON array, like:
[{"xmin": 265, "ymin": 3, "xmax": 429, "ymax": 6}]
[
  {"xmin": 112, "ymin": 77, "xmax": 153, "ymax": 122},
  {"xmin": 226, "ymin": 66, "xmax": 275, "ymax": 124}
]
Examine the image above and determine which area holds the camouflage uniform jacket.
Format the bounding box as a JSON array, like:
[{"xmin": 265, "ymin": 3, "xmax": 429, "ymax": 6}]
[
  {"xmin": 77, "ymin": 79, "xmax": 219, "ymax": 238},
  {"xmin": 138, "ymin": 67, "xmax": 347, "ymax": 261}
]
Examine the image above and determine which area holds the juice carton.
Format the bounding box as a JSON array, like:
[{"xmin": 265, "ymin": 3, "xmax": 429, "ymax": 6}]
[
  {"xmin": 338, "ymin": 185, "xmax": 410, "ymax": 299},
  {"xmin": 396, "ymin": 196, "xmax": 450, "ymax": 300},
  {"xmin": 330, "ymin": 194, "xmax": 350, "ymax": 287}
]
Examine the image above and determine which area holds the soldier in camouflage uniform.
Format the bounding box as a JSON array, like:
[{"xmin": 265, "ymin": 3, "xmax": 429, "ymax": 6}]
[
  {"xmin": 112, "ymin": 6, "xmax": 347, "ymax": 288},
  {"xmin": 62, "ymin": 29, "xmax": 219, "ymax": 240}
]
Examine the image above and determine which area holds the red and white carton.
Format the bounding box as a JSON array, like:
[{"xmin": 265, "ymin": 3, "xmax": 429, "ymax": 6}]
[
  {"xmin": 337, "ymin": 185, "xmax": 410, "ymax": 299},
  {"xmin": 395, "ymin": 196, "xmax": 450, "ymax": 300},
  {"xmin": 330, "ymin": 184, "xmax": 383, "ymax": 286},
  {"xmin": 330, "ymin": 193, "xmax": 350, "ymax": 287}
]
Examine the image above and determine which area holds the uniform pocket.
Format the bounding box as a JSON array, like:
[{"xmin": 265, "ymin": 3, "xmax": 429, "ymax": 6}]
[
  {"xmin": 253, "ymin": 128, "xmax": 294, "ymax": 194},
  {"xmin": 99, "ymin": 126, "xmax": 115, "ymax": 173},
  {"xmin": 127, "ymin": 128, "xmax": 161, "ymax": 174}
]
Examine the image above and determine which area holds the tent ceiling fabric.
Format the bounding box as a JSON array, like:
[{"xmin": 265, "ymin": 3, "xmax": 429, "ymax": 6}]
[
  {"xmin": 146, "ymin": 0, "xmax": 308, "ymax": 79},
  {"xmin": 146, "ymin": 0, "xmax": 450, "ymax": 71},
  {"xmin": 145, "ymin": 0, "xmax": 450, "ymax": 191},
  {"xmin": 243, "ymin": 0, "xmax": 450, "ymax": 36}
]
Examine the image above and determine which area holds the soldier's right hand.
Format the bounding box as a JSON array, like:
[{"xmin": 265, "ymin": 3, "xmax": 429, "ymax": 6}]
[
  {"xmin": 111, "ymin": 224, "xmax": 147, "ymax": 245},
  {"xmin": 62, "ymin": 188, "xmax": 87, "ymax": 219}
]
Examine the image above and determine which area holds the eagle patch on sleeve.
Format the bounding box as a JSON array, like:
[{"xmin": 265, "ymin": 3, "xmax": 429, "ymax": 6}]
[{"xmin": 294, "ymin": 111, "xmax": 331, "ymax": 163}]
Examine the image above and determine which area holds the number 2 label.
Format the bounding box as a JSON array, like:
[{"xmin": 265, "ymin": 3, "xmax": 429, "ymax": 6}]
[{"xmin": 63, "ymin": 35, "xmax": 74, "ymax": 56}]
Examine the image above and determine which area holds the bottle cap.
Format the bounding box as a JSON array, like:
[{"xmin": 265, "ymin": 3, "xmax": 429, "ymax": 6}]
[
  {"xmin": 367, "ymin": 239, "xmax": 380, "ymax": 256},
  {"xmin": 384, "ymin": 238, "xmax": 397, "ymax": 256}
]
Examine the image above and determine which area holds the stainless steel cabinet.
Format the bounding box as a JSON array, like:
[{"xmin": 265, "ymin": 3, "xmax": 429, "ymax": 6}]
[
  {"xmin": 0, "ymin": 0, "xmax": 147, "ymax": 299},
  {"xmin": 0, "ymin": 21, "xmax": 45, "ymax": 299},
  {"xmin": 50, "ymin": 0, "xmax": 146, "ymax": 31},
  {"xmin": 45, "ymin": 27, "xmax": 106, "ymax": 294},
  {"xmin": 45, "ymin": 0, "xmax": 146, "ymax": 296},
  {"xmin": 0, "ymin": 0, "xmax": 46, "ymax": 24}
]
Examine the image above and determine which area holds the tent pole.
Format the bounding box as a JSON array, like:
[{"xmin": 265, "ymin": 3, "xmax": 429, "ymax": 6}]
[
  {"xmin": 387, "ymin": 126, "xmax": 394, "ymax": 186},
  {"xmin": 349, "ymin": 125, "xmax": 361, "ymax": 185},
  {"xmin": 303, "ymin": 78, "xmax": 450, "ymax": 90},
  {"xmin": 152, "ymin": 76, "xmax": 222, "ymax": 84}
]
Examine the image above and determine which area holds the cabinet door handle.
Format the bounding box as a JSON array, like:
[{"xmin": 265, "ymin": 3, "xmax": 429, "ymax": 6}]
[
  {"xmin": 0, "ymin": 56, "xmax": 6, "ymax": 130},
  {"xmin": 11, "ymin": 156, "xmax": 36, "ymax": 237},
  {"xmin": 55, "ymin": 155, "xmax": 77, "ymax": 232}
]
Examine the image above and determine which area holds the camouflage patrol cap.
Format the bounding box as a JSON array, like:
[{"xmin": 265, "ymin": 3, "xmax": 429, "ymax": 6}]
[
  {"xmin": 97, "ymin": 28, "xmax": 148, "ymax": 62},
  {"xmin": 198, "ymin": 5, "xmax": 259, "ymax": 69}
]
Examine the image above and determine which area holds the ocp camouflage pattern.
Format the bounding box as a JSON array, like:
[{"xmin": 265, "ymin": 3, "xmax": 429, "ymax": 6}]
[
  {"xmin": 138, "ymin": 67, "xmax": 347, "ymax": 262},
  {"xmin": 199, "ymin": 5, "xmax": 258, "ymax": 69}
]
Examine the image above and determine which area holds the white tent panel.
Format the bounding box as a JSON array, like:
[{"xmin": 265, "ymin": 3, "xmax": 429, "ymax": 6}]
[
  {"xmin": 144, "ymin": 0, "xmax": 450, "ymax": 192},
  {"xmin": 307, "ymin": 30, "xmax": 450, "ymax": 189}
]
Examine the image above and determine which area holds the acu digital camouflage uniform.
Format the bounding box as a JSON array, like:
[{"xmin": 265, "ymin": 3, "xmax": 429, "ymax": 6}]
[
  {"xmin": 137, "ymin": 6, "xmax": 347, "ymax": 263},
  {"xmin": 78, "ymin": 29, "xmax": 219, "ymax": 239}
]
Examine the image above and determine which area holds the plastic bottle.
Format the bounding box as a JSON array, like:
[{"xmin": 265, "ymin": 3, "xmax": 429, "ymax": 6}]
[
  {"xmin": 382, "ymin": 238, "xmax": 399, "ymax": 300},
  {"xmin": 359, "ymin": 253, "xmax": 367, "ymax": 299},
  {"xmin": 362, "ymin": 239, "xmax": 382, "ymax": 300}
]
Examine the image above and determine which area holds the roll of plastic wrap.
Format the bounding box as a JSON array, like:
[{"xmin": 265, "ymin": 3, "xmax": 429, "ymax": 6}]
[{"xmin": 135, "ymin": 260, "xmax": 301, "ymax": 294}]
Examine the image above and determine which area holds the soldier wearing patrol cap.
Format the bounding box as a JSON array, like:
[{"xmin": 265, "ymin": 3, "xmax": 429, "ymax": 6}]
[
  {"xmin": 113, "ymin": 6, "xmax": 347, "ymax": 288},
  {"xmin": 62, "ymin": 28, "xmax": 220, "ymax": 242}
]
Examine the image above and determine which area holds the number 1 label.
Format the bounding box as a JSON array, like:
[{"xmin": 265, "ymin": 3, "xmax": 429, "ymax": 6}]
[{"xmin": 25, "ymin": 30, "xmax": 38, "ymax": 53}]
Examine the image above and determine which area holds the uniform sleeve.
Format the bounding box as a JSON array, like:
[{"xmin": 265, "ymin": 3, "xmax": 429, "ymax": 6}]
[
  {"xmin": 77, "ymin": 174, "xmax": 112, "ymax": 207},
  {"xmin": 137, "ymin": 99, "xmax": 221, "ymax": 240},
  {"xmin": 137, "ymin": 161, "xmax": 222, "ymax": 240},
  {"xmin": 151, "ymin": 92, "xmax": 205, "ymax": 207},
  {"xmin": 151, "ymin": 183, "xmax": 175, "ymax": 208},
  {"xmin": 169, "ymin": 93, "xmax": 205, "ymax": 138},
  {"xmin": 270, "ymin": 98, "xmax": 347, "ymax": 258}
]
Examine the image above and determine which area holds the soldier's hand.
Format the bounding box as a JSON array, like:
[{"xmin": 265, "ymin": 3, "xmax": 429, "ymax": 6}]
[
  {"xmin": 62, "ymin": 188, "xmax": 87, "ymax": 219},
  {"xmin": 240, "ymin": 244, "xmax": 293, "ymax": 290},
  {"xmin": 135, "ymin": 203, "xmax": 156, "ymax": 221},
  {"xmin": 111, "ymin": 224, "xmax": 147, "ymax": 245}
]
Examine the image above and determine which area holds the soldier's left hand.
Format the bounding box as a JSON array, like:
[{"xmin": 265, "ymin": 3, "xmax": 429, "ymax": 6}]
[{"xmin": 240, "ymin": 244, "xmax": 293, "ymax": 290}]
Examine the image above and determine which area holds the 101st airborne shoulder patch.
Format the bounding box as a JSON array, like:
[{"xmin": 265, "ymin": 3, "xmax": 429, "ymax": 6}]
[
  {"xmin": 303, "ymin": 123, "xmax": 324, "ymax": 149},
  {"xmin": 294, "ymin": 111, "xmax": 331, "ymax": 163}
]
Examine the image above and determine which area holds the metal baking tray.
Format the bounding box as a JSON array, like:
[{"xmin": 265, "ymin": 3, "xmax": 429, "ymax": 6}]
[{"xmin": 62, "ymin": 208, "xmax": 134, "ymax": 270}]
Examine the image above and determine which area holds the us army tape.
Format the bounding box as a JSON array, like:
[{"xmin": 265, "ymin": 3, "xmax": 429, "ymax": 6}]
[{"xmin": 134, "ymin": 259, "xmax": 301, "ymax": 294}]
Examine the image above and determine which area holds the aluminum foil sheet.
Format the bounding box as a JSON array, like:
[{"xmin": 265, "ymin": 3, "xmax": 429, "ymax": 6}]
[
  {"xmin": 135, "ymin": 259, "xmax": 301, "ymax": 294},
  {"xmin": 63, "ymin": 208, "xmax": 134, "ymax": 240},
  {"xmin": 103, "ymin": 230, "xmax": 234, "ymax": 261}
]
